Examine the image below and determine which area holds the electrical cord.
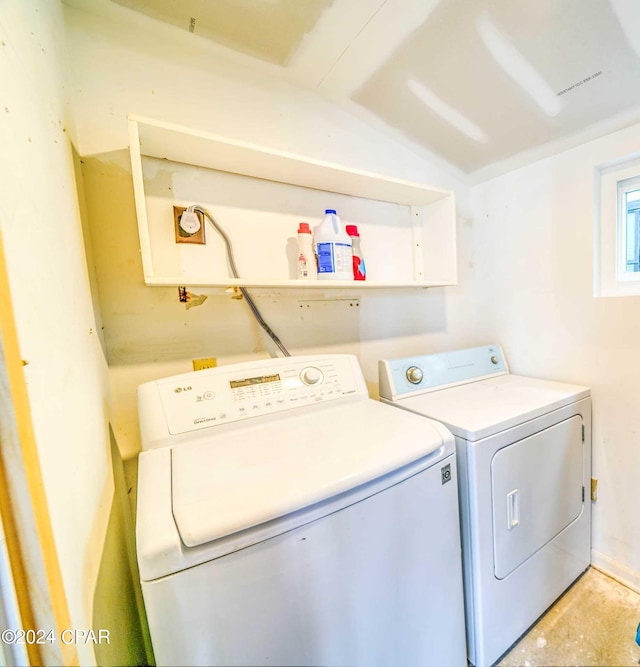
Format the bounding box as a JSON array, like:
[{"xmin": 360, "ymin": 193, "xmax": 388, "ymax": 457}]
[{"xmin": 190, "ymin": 205, "xmax": 291, "ymax": 357}]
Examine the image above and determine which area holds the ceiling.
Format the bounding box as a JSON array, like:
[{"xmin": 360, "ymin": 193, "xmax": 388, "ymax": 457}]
[{"xmin": 109, "ymin": 0, "xmax": 640, "ymax": 178}]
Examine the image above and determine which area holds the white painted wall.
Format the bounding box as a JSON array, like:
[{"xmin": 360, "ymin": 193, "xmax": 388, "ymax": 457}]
[
  {"xmin": 470, "ymin": 122, "xmax": 640, "ymax": 592},
  {"xmin": 62, "ymin": 0, "xmax": 640, "ymax": 620},
  {"xmin": 7, "ymin": 0, "xmax": 637, "ymax": 660},
  {"xmin": 63, "ymin": 1, "xmax": 477, "ymax": 458},
  {"xmin": 0, "ymin": 1, "xmax": 111, "ymax": 664}
]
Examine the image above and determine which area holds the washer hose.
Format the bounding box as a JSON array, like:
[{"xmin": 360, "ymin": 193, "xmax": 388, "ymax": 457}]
[{"xmin": 192, "ymin": 206, "xmax": 291, "ymax": 357}]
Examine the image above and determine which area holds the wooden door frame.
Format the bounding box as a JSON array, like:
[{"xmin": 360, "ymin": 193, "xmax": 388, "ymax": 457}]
[{"xmin": 0, "ymin": 226, "xmax": 78, "ymax": 666}]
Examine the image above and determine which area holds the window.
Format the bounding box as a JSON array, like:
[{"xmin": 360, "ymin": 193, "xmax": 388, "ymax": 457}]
[
  {"xmin": 618, "ymin": 176, "xmax": 640, "ymax": 278},
  {"xmin": 594, "ymin": 156, "xmax": 640, "ymax": 297}
]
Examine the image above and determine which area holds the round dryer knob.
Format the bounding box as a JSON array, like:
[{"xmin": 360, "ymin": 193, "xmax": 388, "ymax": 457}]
[
  {"xmin": 406, "ymin": 366, "xmax": 424, "ymax": 384},
  {"xmin": 300, "ymin": 367, "xmax": 323, "ymax": 386}
]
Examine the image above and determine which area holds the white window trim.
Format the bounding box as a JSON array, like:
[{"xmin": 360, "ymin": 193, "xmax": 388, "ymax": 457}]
[{"xmin": 594, "ymin": 154, "xmax": 640, "ymax": 297}]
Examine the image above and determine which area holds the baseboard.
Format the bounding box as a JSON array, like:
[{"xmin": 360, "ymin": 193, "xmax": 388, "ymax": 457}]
[{"xmin": 591, "ymin": 549, "xmax": 640, "ymax": 595}]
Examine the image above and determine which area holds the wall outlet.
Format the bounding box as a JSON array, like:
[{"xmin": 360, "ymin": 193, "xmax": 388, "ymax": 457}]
[
  {"xmin": 174, "ymin": 206, "xmax": 205, "ymax": 244},
  {"xmin": 193, "ymin": 357, "xmax": 217, "ymax": 371}
]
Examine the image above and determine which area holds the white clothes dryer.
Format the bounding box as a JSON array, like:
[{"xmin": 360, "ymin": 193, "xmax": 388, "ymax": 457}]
[
  {"xmin": 136, "ymin": 354, "xmax": 467, "ymax": 667},
  {"xmin": 379, "ymin": 345, "xmax": 591, "ymax": 667}
]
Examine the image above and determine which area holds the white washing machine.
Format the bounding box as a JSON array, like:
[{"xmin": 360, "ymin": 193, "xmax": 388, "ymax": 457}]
[
  {"xmin": 379, "ymin": 345, "xmax": 591, "ymax": 667},
  {"xmin": 136, "ymin": 354, "xmax": 467, "ymax": 667}
]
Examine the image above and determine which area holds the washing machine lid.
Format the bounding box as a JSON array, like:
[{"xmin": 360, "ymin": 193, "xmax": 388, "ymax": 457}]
[
  {"xmin": 393, "ymin": 374, "xmax": 590, "ymax": 441},
  {"xmin": 171, "ymin": 399, "xmax": 452, "ymax": 547}
]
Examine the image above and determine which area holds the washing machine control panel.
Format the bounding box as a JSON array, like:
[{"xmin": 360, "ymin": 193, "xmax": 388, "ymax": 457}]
[
  {"xmin": 148, "ymin": 355, "xmax": 364, "ymax": 436},
  {"xmin": 379, "ymin": 344, "xmax": 508, "ymax": 400}
]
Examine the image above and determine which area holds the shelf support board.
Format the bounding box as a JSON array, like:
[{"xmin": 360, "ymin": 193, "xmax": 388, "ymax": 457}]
[{"xmin": 411, "ymin": 206, "xmax": 425, "ymax": 282}]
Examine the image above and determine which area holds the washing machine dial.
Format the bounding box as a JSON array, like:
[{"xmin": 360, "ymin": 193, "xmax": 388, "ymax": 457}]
[
  {"xmin": 490, "ymin": 356, "xmax": 499, "ymax": 365},
  {"xmin": 300, "ymin": 367, "xmax": 323, "ymax": 386},
  {"xmin": 406, "ymin": 366, "xmax": 424, "ymax": 384}
]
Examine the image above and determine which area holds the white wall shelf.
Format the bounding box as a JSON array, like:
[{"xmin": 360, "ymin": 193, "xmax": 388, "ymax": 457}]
[
  {"xmin": 144, "ymin": 277, "xmax": 453, "ymax": 289},
  {"xmin": 128, "ymin": 114, "xmax": 458, "ymax": 289}
]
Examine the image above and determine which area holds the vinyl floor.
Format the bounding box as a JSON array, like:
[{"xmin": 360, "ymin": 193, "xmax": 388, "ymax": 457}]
[{"xmin": 497, "ymin": 567, "xmax": 640, "ymax": 667}]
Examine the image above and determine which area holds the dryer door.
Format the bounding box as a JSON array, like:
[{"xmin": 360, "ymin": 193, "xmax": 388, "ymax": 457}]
[{"xmin": 491, "ymin": 415, "xmax": 584, "ymax": 579}]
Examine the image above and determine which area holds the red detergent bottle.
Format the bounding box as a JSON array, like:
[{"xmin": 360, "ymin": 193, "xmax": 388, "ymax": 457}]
[{"xmin": 346, "ymin": 225, "xmax": 366, "ymax": 281}]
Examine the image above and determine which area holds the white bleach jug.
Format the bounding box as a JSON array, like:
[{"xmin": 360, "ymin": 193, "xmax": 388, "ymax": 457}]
[{"xmin": 314, "ymin": 209, "xmax": 353, "ymax": 280}]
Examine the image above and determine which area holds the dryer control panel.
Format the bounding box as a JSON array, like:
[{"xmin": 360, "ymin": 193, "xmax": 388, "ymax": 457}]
[
  {"xmin": 138, "ymin": 354, "xmax": 367, "ymax": 446},
  {"xmin": 379, "ymin": 344, "xmax": 508, "ymax": 400}
]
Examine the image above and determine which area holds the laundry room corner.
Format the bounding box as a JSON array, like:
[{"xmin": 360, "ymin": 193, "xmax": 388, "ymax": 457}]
[
  {"xmin": 63, "ymin": 0, "xmax": 478, "ymax": 460},
  {"xmin": 72, "ymin": 135, "xmax": 154, "ymax": 667},
  {"xmin": 469, "ymin": 122, "xmax": 640, "ymax": 595}
]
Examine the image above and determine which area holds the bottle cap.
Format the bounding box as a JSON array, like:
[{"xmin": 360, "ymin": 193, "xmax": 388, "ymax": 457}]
[
  {"xmin": 325, "ymin": 209, "xmax": 337, "ymax": 214},
  {"xmin": 297, "ymin": 222, "xmax": 311, "ymax": 234},
  {"xmin": 345, "ymin": 225, "xmax": 359, "ymax": 237}
]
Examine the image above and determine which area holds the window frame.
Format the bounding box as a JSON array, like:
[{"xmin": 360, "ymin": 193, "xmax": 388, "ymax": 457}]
[
  {"xmin": 594, "ymin": 155, "xmax": 640, "ymax": 297},
  {"xmin": 616, "ymin": 174, "xmax": 640, "ymax": 282}
]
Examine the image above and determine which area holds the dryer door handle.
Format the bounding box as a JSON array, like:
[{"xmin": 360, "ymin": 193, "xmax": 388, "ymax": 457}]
[{"xmin": 507, "ymin": 489, "xmax": 519, "ymax": 530}]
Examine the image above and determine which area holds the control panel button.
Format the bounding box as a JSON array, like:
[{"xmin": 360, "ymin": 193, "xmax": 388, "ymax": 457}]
[
  {"xmin": 490, "ymin": 356, "xmax": 499, "ymax": 365},
  {"xmin": 300, "ymin": 367, "xmax": 323, "ymax": 386},
  {"xmin": 406, "ymin": 366, "xmax": 424, "ymax": 384}
]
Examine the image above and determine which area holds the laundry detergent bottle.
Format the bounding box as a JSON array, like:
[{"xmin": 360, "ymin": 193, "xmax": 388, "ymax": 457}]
[
  {"xmin": 296, "ymin": 222, "xmax": 317, "ymax": 279},
  {"xmin": 314, "ymin": 209, "xmax": 353, "ymax": 280}
]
